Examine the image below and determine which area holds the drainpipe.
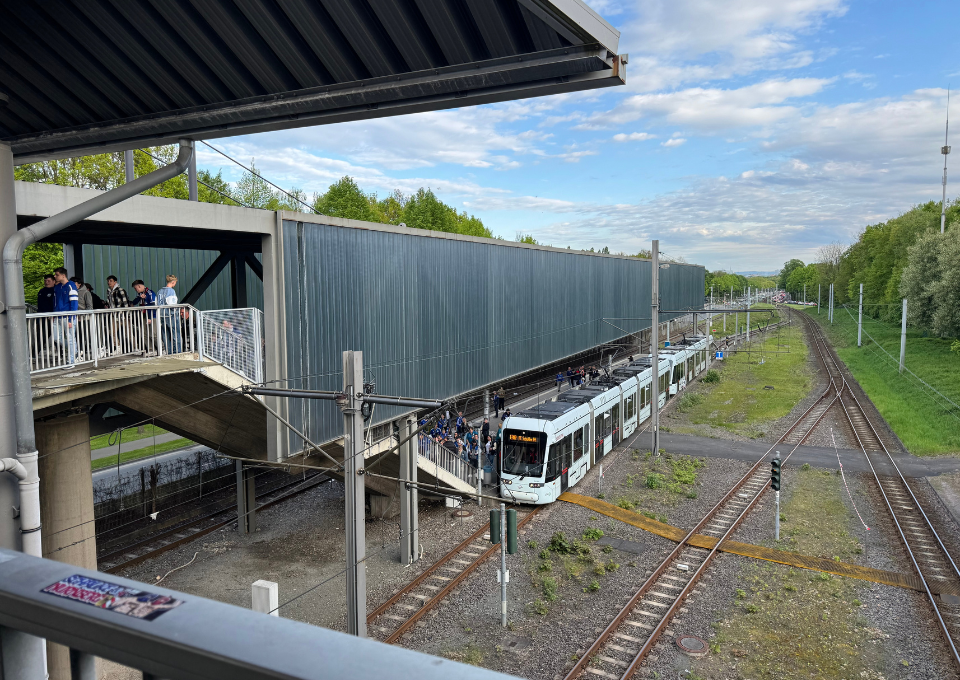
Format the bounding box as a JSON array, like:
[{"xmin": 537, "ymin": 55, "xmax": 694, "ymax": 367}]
[
  {"xmin": 0, "ymin": 140, "xmax": 192, "ymax": 680},
  {"xmin": 3, "ymin": 139, "xmax": 193, "ymax": 551}
]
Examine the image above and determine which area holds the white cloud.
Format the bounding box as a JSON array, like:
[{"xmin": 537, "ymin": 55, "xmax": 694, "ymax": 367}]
[
  {"xmin": 582, "ymin": 77, "xmax": 832, "ymax": 131},
  {"xmin": 662, "ymin": 138, "xmax": 687, "ymax": 147},
  {"xmin": 612, "ymin": 132, "xmax": 657, "ymax": 142}
]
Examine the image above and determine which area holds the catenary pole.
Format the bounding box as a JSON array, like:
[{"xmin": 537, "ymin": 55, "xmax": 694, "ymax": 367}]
[
  {"xmin": 818, "ymin": 284, "xmax": 821, "ymax": 315},
  {"xmin": 342, "ymin": 350, "xmax": 367, "ymax": 637},
  {"xmin": 858, "ymin": 283, "xmax": 863, "ymax": 347},
  {"xmin": 900, "ymin": 298, "xmax": 908, "ymax": 374},
  {"xmin": 942, "ymin": 88, "xmax": 951, "ymax": 234},
  {"xmin": 746, "ymin": 286, "xmax": 751, "ymax": 343},
  {"xmin": 651, "ymin": 240, "xmax": 660, "ymax": 457}
]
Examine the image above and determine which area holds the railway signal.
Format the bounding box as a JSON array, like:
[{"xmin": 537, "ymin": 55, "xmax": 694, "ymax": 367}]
[{"xmin": 771, "ymin": 454, "xmax": 782, "ymax": 540}]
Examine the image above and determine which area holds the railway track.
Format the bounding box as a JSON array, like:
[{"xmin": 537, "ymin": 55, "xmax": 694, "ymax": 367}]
[
  {"xmin": 368, "ymin": 505, "xmax": 542, "ymax": 644},
  {"xmin": 99, "ymin": 473, "xmax": 329, "ymax": 573},
  {"xmin": 564, "ymin": 357, "xmax": 843, "ymax": 680},
  {"xmin": 797, "ymin": 311, "xmax": 960, "ymax": 667}
]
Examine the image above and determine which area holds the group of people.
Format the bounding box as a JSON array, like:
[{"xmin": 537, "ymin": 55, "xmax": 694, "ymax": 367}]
[
  {"xmin": 555, "ymin": 365, "xmax": 602, "ymax": 391},
  {"xmin": 419, "ymin": 407, "xmax": 512, "ymax": 476},
  {"xmin": 35, "ymin": 269, "xmax": 185, "ymax": 366}
]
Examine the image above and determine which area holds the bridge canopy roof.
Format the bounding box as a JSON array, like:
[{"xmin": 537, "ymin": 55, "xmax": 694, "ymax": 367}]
[{"xmin": 0, "ymin": 0, "xmax": 623, "ymax": 163}]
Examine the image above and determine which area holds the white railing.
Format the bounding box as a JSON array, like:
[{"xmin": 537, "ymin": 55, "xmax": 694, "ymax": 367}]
[
  {"xmin": 27, "ymin": 304, "xmax": 200, "ymax": 374},
  {"xmin": 417, "ymin": 435, "xmax": 480, "ymax": 487},
  {"xmin": 199, "ymin": 308, "xmax": 264, "ymax": 384}
]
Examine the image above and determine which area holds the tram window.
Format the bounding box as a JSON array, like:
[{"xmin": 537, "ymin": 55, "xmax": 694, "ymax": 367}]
[
  {"xmin": 561, "ymin": 434, "xmax": 573, "ymax": 470},
  {"xmin": 595, "ymin": 414, "xmax": 602, "ymax": 443},
  {"xmin": 640, "ymin": 386, "xmax": 648, "ymax": 409},
  {"xmin": 600, "ymin": 411, "xmax": 612, "ymax": 438},
  {"xmin": 502, "ymin": 430, "xmax": 547, "ymax": 477},
  {"xmin": 625, "ymin": 394, "xmax": 634, "ymax": 420},
  {"xmin": 574, "ymin": 427, "xmax": 585, "ymax": 460},
  {"xmin": 545, "ymin": 447, "xmax": 562, "ymax": 482}
]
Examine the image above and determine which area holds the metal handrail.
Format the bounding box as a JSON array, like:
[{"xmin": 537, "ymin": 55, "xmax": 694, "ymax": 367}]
[
  {"xmin": 26, "ymin": 304, "xmax": 200, "ymax": 374},
  {"xmin": 418, "ymin": 436, "xmax": 479, "ymax": 487}
]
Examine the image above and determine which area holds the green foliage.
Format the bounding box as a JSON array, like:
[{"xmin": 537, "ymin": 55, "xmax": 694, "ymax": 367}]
[
  {"xmin": 548, "ymin": 532, "xmax": 575, "ymax": 554},
  {"xmin": 645, "ymin": 473, "xmax": 665, "ymax": 489},
  {"xmin": 901, "ymin": 226, "xmax": 960, "ymax": 337},
  {"xmin": 515, "ymin": 233, "xmax": 539, "ymax": 244},
  {"xmin": 23, "ymin": 243, "xmax": 64, "ymax": 306},
  {"xmin": 582, "ymin": 528, "xmax": 604, "ymax": 541},
  {"xmin": 542, "ymin": 577, "xmax": 558, "ymax": 601},
  {"xmin": 778, "ymin": 258, "xmax": 806, "ymax": 290},
  {"xmin": 531, "ymin": 599, "xmax": 548, "ymax": 615},
  {"xmin": 586, "ymin": 579, "xmax": 600, "ymax": 592},
  {"xmin": 677, "ymin": 392, "xmax": 704, "ymax": 412},
  {"xmin": 616, "ymin": 497, "xmax": 635, "ymax": 510},
  {"xmin": 701, "ymin": 369, "xmax": 720, "ymax": 384},
  {"xmin": 705, "ymin": 269, "xmax": 748, "ymax": 297},
  {"xmin": 312, "ymin": 176, "xmax": 377, "ymax": 221}
]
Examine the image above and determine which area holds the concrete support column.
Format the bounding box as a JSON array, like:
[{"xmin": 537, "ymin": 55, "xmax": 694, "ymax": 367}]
[
  {"xmin": 0, "ymin": 144, "xmax": 20, "ymax": 551},
  {"xmin": 36, "ymin": 411, "xmax": 96, "ymax": 680},
  {"xmin": 236, "ymin": 461, "xmax": 256, "ymax": 534},
  {"xmin": 262, "ymin": 224, "xmax": 287, "ymax": 463}
]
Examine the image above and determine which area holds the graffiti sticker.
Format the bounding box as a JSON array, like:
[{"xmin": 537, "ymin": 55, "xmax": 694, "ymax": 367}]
[{"xmin": 42, "ymin": 574, "xmax": 183, "ymax": 621}]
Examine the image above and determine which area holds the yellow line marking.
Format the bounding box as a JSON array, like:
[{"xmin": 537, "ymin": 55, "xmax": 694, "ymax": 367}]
[{"xmin": 559, "ymin": 492, "xmax": 957, "ymax": 595}]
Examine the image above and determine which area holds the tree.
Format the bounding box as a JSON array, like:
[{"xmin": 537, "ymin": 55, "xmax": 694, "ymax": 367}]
[
  {"xmin": 901, "ymin": 226, "xmax": 960, "ymax": 336},
  {"xmin": 313, "ymin": 176, "xmax": 377, "ymax": 221},
  {"xmin": 516, "ymin": 233, "xmax": 539, "ymax": 244},
  {"xmin": 777, "ymin": 259, "xmax": 805, "ymax": 290},
  {"xmin": 23, "ymin": 243, "xmax": 64, "ymax": 307}
]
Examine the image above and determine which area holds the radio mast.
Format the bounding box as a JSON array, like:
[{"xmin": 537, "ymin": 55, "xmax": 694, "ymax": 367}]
[{"xmin": 942, "ymin": 87, "xmax": 951, "ymax": 234}]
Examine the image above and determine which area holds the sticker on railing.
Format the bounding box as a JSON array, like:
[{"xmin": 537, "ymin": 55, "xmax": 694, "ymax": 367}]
[{"xmin": 42, "ymin": 574, "xmax": 184, "ymax": 620}]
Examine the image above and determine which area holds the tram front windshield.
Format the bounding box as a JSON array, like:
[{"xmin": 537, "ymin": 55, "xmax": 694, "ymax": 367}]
[{"xmin": 502, "ymin": 430, "xmax": 547, "ymax": 478}]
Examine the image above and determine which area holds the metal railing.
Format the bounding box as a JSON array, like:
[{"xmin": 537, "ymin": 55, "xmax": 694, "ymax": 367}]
[
  {"xmin": 0, "ymin": 549, "xmax": 519, "ymax": 680},
  {"xmin": 417, "ymin": 435, "xmax": 480, "ymax": 487},
  {"xmin": 26, "ymin": 304, "xmax": 200, "ymax": 374},
  {"xmin": 199, "ymin": 308, "xmax": 264, "ymax": 384}
]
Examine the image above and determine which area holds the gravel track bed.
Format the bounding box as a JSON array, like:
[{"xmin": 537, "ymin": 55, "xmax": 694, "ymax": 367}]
[{"xmin": 396, "ymin": 434, "xmax": 755, "ymax": 679}]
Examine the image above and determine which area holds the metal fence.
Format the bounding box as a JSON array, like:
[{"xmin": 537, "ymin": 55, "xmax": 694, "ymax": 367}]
[
  {"xmin": 418, "ymin": 435, "xmax": 479, "ymax": 488},
  {"xmin": 26, "ymin": 305, "xmax": 266, "ymax": 385},
  {"xmin": 199, "ymin": 308, "xmax": 264, "ymax": 384},
  {"xmin": 26, "ymin": 304, "xmax": 200, "ymax": 373},
  {"xmin": 0, "ymin": 549, "xmax": 521, "ymax": 680}
]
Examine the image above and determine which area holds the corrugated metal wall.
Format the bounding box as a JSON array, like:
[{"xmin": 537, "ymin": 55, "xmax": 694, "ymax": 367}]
[
  {"xmin": 82, "ymin": 245, "xmax": 263, "ymax": 311},
  {"xmin": 282, "ymin": 220, "xmax": 705, "ymax": 448}
]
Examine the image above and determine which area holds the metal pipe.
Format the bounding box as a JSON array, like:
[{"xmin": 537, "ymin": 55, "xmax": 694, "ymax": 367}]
[
  {"xmin": 2, "ymin": 139, "xmax": 194, "ymax": 560},
  {"xmin": 900, "ymin": 298, "xmax": 907, "ymax": 374}
]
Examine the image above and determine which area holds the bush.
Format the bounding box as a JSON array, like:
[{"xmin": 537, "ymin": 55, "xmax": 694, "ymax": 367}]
[
  {"xmin": 616, "ymin": 497, "xmax": 635, "ymax": 510},
  {"xmin": 582, "ymin": 528, "xmax": 604, "ymax": 541},
  {"xmin": 542, "ymin": 577, "xmax": 558, "ymax": 601},
  {"xmin": 801, "ymin": 463, "xmax": 811, "ymax": 471},
  {"xmin": 587, "ymin": 579, "xmax": 600, "ymax": 592},
  {"xmin": 702, "ymin": 369, "xmax": 720, "ymax": 384},
  {"xmin": 646, "ymin": 473, "xmax": 665, "ymax": 489},
  {"xmin": 677, "ymin": 393, "xmax": 705, "ymax": 412},
  {"xmin": 549, "ymin": 532, "xmax": 575, "ymax": 554}
]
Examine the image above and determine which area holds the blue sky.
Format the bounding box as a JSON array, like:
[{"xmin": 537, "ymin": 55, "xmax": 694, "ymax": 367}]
[{"xmin": 197, "ymin": 0, "xmax": 960, "ymax": 273}]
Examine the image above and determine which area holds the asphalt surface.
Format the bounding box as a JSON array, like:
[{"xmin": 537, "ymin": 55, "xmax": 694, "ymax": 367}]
[
  {"xmin": 91, "ymin": 432, "xmax": 185, "ymax": 461},
  {"xmin": 92, "ymin": 443, "xmax": 210, "ymax": 485}
]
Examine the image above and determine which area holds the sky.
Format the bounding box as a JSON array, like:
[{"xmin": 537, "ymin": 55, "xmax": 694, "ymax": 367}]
[{"xmin": 196, "ymin": 0, "xmax": 960, "ymax": 273}]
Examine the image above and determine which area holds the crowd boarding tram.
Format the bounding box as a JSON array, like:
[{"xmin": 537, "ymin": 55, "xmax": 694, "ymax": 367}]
[{"xmin": 500, "ymin": 334, "xmax": 713, "ymax": 505}]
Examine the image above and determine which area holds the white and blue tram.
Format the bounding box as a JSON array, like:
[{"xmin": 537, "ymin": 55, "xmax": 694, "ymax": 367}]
[{"xmin": 499, "ymin": 334, "xmax": 711, "ymax": 505}]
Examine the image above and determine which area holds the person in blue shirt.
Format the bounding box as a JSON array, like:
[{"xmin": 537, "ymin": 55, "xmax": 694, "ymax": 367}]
[
  {"xmin": 456, "ymin": 412, "xmax": 465, "ymax": 435},
  {"xmin": 132, "ymin": 280, "xmax": 157, "ymax": 354},
  {"xmin": 156, "ymin": 274, "xmax": 182, "ymax": 354},
  {"xmin": 52, "ymin": 267, "xmax": 78, "ymax": 366},
  {"xmin": 556, "ymin": 372, "xmax": 564, "ymax": 392}
]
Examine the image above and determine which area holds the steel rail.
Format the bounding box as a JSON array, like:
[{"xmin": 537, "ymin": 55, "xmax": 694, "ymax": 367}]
[
  {"xmin": 802, "ymin": 312, "xmax": 960, "ymax": 668},
  {"xmin": 566, "ymin": 341, "xmax": 842, "ymax": 680},
  {"xmin": 100, "ymin": 473, "xmax": 329, "ymax": 573},
  {"xmin": 370, "ymin": 506, "xmax": 542, "ymax": 645}
]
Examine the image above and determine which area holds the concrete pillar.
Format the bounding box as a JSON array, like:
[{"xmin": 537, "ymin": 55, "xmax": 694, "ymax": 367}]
[
  {"xmin": 36, "ymin": 411, "xmax": 96, "ymax": 680},
  {"xmin": 0, "ymin": 144, "xmax": 20, "ymax": 551},
  {"xmin": 262, "ymin": 223, "xmax": 287, "ymax": 463},
  {"xmin": 252, "ymin": 580, "xmax": 279, "ymax": 616},
  {"xmin": 62, "ymin": 243, "xmax": 76, "ymax": 277},
  {"xmin": 236, "ymin": 461, "xmax": 256, "ymax": 534}
]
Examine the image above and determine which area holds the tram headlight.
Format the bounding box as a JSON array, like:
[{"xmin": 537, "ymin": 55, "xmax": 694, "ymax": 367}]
[{"xmin": 529, "ymin": 483, "xmax": 543, "ymax": 488}]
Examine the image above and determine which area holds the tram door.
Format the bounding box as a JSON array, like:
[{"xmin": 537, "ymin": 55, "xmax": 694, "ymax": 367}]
[
  {"xmin": 560, "ymin": 434, "xmax": 573, "ymax": 492},
  {"xmin": 611, "ymin": 403, "xmax": 621, "ymax": 446}
]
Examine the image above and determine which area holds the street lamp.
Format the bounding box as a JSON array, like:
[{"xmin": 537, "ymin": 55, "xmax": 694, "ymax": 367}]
[{"xmin": 651, "ymin": 241, "xmax": 669, "ymax": 458}]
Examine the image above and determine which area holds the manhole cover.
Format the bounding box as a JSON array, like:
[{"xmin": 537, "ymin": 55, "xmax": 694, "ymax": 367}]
[
  {"xmin": 597, "ymin": 536, "xmax": 646, "ymax": 555},
  {"xmin": 676, "ymin": 634, "xmax": 708, "ymax": 658},
  {"xmin": 452, "ymin": 509, "xmax": 473, "ymax": 518},
  {"xmin": 942, "ymin": 593, "xmax": 960, "ymax": 605},
  {"xmin": 501, "ymin": 635, "xmax": 532, "ymax": 652}
]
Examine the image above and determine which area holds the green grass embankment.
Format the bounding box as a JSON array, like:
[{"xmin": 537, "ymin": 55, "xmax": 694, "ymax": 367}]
[
  {"xmin": 802, "ymin": 307, "xmax": 960, "ymax": 455},
  {"xmin": 673, "ymin": 317, "xmax": 811, "ymax": 439},
  {"xmin": 91, "ymin": 437, "xmax": 193, "ymax": 471}
]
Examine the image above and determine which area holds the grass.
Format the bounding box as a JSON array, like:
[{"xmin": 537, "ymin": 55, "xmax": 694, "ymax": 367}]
[
  {"xmin": 694, "ymin": 465, "xmax": 882, "ymax": 679},
  {"xmin": 801, "ymin": 306, "xmax": 960, "ymax": 455},
  {"xmin": 678, "ymin": 316, "xmax": 811, "ymax": 438},
  {"xmin": 90, "ymin": 423, "xmax": 168, "ymax": 451},
  {"xmin": 91, "ymin": 437, "xmax": 193, "ymax": 470}
]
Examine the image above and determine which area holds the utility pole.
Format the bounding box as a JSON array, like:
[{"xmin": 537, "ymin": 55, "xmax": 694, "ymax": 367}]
[
  {"xmin": 818, "ymin": 284, "xmax": 821, "ymax": 315},
  {"xmin": 242, "ymin": 360, "xmax": 442, "ymax": 639},
  {"xmin": 500, "ymin": 502, "xmax": 508, "ymax": 626},
  {"xmin": 900, "ymin": 298, "xmax": 908, "ymax": 374},
  {"xmin": 746, "ymin": 286, "xmax": 751, "ymax": 343},
  {"xmin": 400, "ymin": 416, "xmax": 419, "ymax": 565},
  {"xmin": 942, "ymin": 88, "xmax": 951, "ymax": 234},
  {"xmin": 803, "ymin": 284, "xmax": 806, "ymax": 305},
  {"xmin": 651, "ymin": 240, "xmax": 661, "ymax": 457},
  {"xmin": 342, "ymin": 351, "xmax": 367, "ymax": 638},
  {"xmin": 857, "ymin": 284, "xmax": 864, "ymax": 347}
]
